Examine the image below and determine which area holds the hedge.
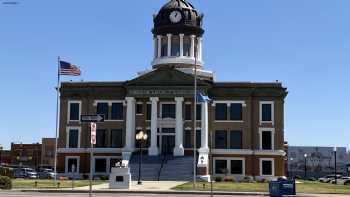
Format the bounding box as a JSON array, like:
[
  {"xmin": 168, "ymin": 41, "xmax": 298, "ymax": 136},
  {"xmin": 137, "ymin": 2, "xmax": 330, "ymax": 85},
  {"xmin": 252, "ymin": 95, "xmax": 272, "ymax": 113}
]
[
  {"xmin": 0, "ymin": 167, "xmax": 13, "ymax": 178},
  {"xmin": 0, "ymin": 176, "xmax": 12, "ymax": 190}
]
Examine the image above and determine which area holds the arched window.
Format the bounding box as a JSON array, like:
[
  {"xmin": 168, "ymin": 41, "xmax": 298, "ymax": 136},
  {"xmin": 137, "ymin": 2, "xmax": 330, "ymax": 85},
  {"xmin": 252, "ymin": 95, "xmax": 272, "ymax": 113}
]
[
  {"xmin": 161, "ymin": 37, "xmax": 167, "ymax": 57},
  {"xmin": 183, "ymin": 36, "xmax": 191, "ymax": 57},
  {"xmin": 171, "ymin": 35, "xmax": 180, "ymax": 56}
]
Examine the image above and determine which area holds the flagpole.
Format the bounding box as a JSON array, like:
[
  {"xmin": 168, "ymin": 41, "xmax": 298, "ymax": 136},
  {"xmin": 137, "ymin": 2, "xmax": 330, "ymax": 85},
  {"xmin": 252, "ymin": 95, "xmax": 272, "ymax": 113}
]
[
  {"xmin": 193, "ymin": 37, "xmax": 198, "ymax": 189},
  {"xmin": 54, "ymin": 56, "xmax": 61, "ymax": 184}
]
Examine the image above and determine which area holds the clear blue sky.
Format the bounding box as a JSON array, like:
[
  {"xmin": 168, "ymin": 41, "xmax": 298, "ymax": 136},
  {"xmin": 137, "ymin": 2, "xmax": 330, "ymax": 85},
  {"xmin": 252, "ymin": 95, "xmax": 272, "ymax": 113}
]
[{"xmin": 0, "ymin": 0, "xmax": 349, "ymax": 150}]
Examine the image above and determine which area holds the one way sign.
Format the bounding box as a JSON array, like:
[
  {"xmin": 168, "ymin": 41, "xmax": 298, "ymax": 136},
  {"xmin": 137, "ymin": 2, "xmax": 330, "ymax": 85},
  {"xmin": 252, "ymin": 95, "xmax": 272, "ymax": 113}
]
[{"xmin": 81, "ymin": 114, "xmax": 105, "ymax": 123}]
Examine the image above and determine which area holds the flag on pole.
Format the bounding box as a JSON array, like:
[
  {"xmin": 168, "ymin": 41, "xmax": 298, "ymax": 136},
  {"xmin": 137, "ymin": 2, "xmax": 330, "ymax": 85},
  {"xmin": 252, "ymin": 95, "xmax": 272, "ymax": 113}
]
[
  {"xmin": 59, "ymin": 61, "xmax": 81, "ymax": 76},
  {"xmin": 197, "ymin": 92, "xmax": 211, "ymax": 103}
]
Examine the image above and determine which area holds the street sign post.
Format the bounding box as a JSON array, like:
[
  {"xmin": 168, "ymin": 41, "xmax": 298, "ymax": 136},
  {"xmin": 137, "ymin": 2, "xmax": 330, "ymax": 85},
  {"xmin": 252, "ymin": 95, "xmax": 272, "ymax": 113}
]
[{"xmin": 81, "ymin": 115, "xmax": 105, "ymax": 123}]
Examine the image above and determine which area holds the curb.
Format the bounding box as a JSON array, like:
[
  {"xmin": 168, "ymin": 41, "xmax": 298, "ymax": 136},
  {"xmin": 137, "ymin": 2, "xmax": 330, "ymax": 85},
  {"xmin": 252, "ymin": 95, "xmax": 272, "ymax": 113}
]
[{"xmin": 19, "ymin": 189, "xmax": 270, "ymax": 196}]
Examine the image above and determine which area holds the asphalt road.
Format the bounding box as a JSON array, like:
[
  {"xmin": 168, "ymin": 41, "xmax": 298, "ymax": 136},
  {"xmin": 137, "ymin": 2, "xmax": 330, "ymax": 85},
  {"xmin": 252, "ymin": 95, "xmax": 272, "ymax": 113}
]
[{"xmin": 0, "ymin": 192, "xmax": 252, "ymax": 197}]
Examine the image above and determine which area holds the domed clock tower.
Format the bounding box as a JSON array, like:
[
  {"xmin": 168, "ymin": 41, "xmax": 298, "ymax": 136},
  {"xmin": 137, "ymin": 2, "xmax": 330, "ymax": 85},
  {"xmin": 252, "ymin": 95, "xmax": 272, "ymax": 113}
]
[{"xmin": 152, "ymin": 0, "xmax": 207, "ymax": 72}]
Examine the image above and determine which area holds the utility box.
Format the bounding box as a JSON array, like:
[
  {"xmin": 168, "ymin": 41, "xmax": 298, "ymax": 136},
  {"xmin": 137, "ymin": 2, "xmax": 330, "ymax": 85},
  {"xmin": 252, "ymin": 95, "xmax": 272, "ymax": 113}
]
[
  {"xmin": 109, "ymin": 167, "xmax": 131, "ymax": 189},
  {"xmin": 269, "ymin": 180, "xmax": 296, "ymax": 197}
]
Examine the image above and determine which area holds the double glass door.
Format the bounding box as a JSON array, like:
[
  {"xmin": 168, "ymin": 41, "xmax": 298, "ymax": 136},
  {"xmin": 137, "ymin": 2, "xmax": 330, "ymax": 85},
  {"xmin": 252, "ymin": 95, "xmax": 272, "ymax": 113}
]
[{"xmin": 159, "ymin": 128, "xmax": 175, "ymax": 155}]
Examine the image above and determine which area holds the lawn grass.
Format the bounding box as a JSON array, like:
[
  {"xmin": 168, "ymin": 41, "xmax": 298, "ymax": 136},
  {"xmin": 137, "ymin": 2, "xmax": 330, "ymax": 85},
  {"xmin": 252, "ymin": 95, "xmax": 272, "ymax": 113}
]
[
  {"xmin": 12, "ymin": 179, "xmax": 107, "ymax": 189},
  {"xmin": 173, "ymin": 181, "xmax": 350, "ymax": 194}
]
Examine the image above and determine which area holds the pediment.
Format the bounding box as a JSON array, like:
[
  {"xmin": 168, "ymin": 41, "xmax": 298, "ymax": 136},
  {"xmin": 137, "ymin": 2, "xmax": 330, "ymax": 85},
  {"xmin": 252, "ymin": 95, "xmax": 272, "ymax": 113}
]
[{"xmin": 125, "ymin": 67, "xmax": 210, "ymax": 87}]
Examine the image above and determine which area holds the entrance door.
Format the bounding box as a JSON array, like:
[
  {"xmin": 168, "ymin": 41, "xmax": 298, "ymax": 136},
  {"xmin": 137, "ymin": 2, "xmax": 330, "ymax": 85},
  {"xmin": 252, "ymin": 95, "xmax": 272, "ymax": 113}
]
[{"xmin": 161, "ymin": 135, "xmax": 175, "ymax": 155}]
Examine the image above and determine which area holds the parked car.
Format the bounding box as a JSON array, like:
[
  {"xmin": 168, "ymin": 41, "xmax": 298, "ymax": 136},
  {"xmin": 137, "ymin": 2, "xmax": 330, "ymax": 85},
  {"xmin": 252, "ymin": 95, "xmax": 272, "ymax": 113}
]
[
  {"xmin": 318, "ymin": 174, "xmax": 342, "ymax": 183},
  {"xmin": 14, "ymin": 168, "xmax": 38, "ymax": 179},
  {"xmin": 330, "ymin": 177, "xmax": 350, "ymax": 185},
  {"xmin": 38, "ymin": 168, "xmax": 55, "ymax": 179}
]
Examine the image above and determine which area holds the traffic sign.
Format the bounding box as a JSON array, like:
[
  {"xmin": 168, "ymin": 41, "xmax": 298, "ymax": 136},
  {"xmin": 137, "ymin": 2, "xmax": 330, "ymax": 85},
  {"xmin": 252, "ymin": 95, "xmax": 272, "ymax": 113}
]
[
  {"xmin": 91, "ymin": 122, "xmax": 96, "ymax": 145},
  {"xmin": 81, "ymin": 114, "xmax": 105, "ymax": 123}
]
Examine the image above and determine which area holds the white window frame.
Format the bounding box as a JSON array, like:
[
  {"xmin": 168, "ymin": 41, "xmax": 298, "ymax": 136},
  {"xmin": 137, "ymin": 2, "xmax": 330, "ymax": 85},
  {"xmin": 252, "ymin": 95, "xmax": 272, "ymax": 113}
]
[
  {"xmin": 136, "ymin": 102, "xmax": 144, "ymax": 116},
  {"xmin": 212, "ymin": 101, "xmax": 246, "ymax": 122},
  {"xmin": 93, "ymin": 100, "xmax": 125, "ymax": 122},
  {"xmin": 213, "ymin": 157, "xmax": 245, "ymax": 176},
  {"xmin": 259, "ymin": 128, "xmax": 275, "ymax": 150},
  {"xmin": 66, "ymin": 126, "xmax": 81, "ymax": 148},
  {"xmin": 68, "ymin": 100, "xmax": 82, "ymax": 122},
  {"xmin": 259, "ymin": 101, "xmax": 274, "ymax": 125},
  {"xmin": 260, "ymin": 158, "xmax": 275, "ymax": 176},
  {"xmin": 65, "ymin": 156, "xmax": 80, "ymax": 174}
]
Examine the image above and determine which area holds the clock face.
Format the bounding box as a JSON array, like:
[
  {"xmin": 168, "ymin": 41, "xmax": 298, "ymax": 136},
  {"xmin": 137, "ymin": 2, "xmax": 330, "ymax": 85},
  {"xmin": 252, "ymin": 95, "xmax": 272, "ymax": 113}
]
[{"xmin": 169, "ymin": 11, "xmax": 182, "ymax": 23}]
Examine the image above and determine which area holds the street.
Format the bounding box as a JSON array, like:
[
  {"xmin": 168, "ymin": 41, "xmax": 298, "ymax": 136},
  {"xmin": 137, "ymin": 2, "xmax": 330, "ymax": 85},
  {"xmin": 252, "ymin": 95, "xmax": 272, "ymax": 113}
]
[{"xmin": 1, "ymin": 192, "xmax": 350, "ymax": 197}]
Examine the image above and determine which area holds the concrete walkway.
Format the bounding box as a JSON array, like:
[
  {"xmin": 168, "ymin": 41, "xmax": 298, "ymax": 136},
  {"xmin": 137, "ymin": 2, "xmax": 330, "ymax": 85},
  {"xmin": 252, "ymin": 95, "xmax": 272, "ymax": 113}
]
[{"xmin": 74, "ymin": 181, "xmax": 186, "ymax": 191}]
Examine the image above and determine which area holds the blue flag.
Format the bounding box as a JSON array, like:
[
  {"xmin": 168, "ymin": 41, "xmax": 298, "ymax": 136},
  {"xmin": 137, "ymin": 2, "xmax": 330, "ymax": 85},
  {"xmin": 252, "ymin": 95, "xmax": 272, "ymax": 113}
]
[{"xmin": 197, "ymin": 92, "xmax": 211, "ymax": 103}]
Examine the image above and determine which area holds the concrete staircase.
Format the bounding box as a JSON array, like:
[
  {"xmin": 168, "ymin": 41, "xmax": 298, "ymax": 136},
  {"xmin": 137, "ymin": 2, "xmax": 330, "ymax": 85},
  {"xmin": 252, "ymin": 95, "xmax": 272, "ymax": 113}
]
[
  {"xmin": 129, "ymin": 154, "xmax": 162, "ymax": 181},
  {"xmin": 158, "ymin": 156, "xmax": 194, "ymax": 181},
  {"xmin": 129, "ymin": 154, "xmax": 195, "ymax": 181}
]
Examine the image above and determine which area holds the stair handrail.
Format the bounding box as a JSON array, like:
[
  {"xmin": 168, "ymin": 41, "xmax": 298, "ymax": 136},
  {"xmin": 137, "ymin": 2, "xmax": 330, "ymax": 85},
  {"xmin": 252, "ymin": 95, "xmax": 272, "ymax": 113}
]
[{"xmin": 157, "ymin": 153, "xmax": 168, "ymax": 181}]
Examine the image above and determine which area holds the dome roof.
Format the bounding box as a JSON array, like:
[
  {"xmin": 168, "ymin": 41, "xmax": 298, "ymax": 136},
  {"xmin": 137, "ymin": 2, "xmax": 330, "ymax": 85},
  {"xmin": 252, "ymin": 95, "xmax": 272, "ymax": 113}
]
[{"xmin": 153, "ymin": 0, "xmax": 204, "ymax": 36}]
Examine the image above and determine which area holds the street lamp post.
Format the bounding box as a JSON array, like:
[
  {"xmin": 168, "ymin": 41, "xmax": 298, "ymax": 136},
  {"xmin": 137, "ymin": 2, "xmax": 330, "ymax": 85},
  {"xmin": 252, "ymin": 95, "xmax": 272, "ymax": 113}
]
[
  {"xmin": 304, "ymin": 154, "xmax": 307, "ymax": 179},
  {"xmin": 334, "ymin": 147, "xmax": 337, "ymax": 184},
  {"xmin": 136, "ymin": 131, "xmax": 148, "ymax": 185}
]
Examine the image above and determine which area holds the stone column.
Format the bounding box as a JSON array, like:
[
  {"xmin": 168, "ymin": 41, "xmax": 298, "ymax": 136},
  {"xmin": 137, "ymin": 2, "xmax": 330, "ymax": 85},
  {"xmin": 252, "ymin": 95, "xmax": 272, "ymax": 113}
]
[
  {"xmin": 190, "ymin": 35, "xmax": 196, "ymax": 58},
  {"xmin": 124, "ymin": 97, "xmax": 135, "ymax": 152},
  {"xmin": 198, "ymin": 37, "xmax": 203, "ymax": 61},
  {"xmin": 200, "ymin": 101, "xmax": 209, "ymax": 150},
  {"xmin": 174, "ymin": 97, "xmax": 184, "ymax": 156},
  {"xmin": 157, "ymin": 35, "xmax": 162, "ymax": 58},
  {"xmin": 179, "ymin": 34, "xmax": 184, "ymax": 57},
  {"xmin": 167, "ymin": 34, "xmax": 172, "ymax": 57},
  {"xmin": 148, "ymin": 97, "xmax": 159, "ymax": 156}
]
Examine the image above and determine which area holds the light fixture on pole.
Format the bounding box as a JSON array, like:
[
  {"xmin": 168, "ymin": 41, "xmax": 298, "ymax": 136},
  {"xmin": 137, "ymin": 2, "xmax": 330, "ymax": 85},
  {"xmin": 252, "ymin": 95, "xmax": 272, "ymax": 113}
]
[
  {"xmin": 136, "ymin": 131, "xmax": 148, "ymax": 185},
  {"xmin": 334, "ymin": 147, "xmax": 337, "ymax": 184},
  {"xmin": 304, "ymin": 154, "xmax": 307, "ymax": 179}
]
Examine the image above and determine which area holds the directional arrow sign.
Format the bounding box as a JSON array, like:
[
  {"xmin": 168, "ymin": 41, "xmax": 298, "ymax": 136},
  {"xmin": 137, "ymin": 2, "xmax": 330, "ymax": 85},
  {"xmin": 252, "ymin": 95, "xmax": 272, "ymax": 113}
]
[{"xmin": 81, "ymin": 114, "xmax": 105, "ymax": 123}]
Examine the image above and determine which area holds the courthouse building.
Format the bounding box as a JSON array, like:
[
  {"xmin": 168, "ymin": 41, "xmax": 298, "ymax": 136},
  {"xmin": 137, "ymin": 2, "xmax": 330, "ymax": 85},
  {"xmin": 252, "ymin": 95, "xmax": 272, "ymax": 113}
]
[{"xmin": 57, "ymin": 0, "xmax": 287, "ymax": 181}]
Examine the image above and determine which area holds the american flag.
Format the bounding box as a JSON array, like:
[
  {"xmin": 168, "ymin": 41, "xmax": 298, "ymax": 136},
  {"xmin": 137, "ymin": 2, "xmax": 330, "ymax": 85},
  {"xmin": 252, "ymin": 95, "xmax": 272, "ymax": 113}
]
[{"xmin": 59, "ymin": 61, "xmax": 81, "ymax": 76}]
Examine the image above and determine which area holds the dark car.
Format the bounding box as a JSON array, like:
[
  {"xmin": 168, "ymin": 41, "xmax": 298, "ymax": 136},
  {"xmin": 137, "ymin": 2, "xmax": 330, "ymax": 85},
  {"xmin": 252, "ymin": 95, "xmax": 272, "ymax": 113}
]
[{"xmin": 38, "ymin": 168, "xmax": 55, "ymax": 179}]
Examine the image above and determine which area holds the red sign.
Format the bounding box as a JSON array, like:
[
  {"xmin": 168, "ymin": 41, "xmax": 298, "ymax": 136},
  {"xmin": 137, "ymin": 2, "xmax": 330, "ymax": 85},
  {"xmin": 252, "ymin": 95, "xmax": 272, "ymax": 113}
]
[{"xmin": 91, "ymin": 122, "xmax": 96, "ymax": 145}]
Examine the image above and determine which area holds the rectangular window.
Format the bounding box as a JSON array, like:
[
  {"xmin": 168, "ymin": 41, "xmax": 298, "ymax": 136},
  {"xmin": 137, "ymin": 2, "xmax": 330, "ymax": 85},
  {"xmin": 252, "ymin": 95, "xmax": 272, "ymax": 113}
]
[
  {"xmin": 95, "ymin": 158, "xmax": 107, "ymax": 173},
  {"xmin": 68, "ymin": 129, "xmax": 79, "ymax": 148},
  {"xmin": 230, "ymin": 130, "xmax": 242, "ymax": 149},
  {"xmin": 261, "ymin": 103, "xmax": 272, "ymax": 122},
  {"xmin": 215, "ymin": 160, "xmax": 227, "ymax": 174},
  {"xmin": 230, "ymin": 103, "xmax": 242, "ymax": 121},
  {"xmin": 262, "ymin": 131, "xmax": 272, "ymax": 150},
  {"xmin": 215, "ymin": 103, "xmax": 227, "ymax": 120},
  {"xmin": 196, "ymin": 104, "xmax": 201, "ymax": 120},
  {"xmin": 96, "ymin": 129, "xmax": 107, "ymax": 148},
  {"xmin": 111, "ymin": 103, "xmax": 123, "ymax": 120},
  {"xmin": 162, "ymin": 104, "xmax": 175, "ymax": 119},
  {"xmin": 69, "ymin": 102, "xmax": 80, "ymax": 121},
  {"xmin": 97, "ymin": 103, "xmax": 109, "ymax": 120},
  {"xmin": 231, "ymin": 160, "xmax": 243, "ymax": 175},
  {"xmin": 185, "ymin": 104, "xmax": 191, "ymax": 121},
  {"xmin": 67, "ymin": 158, "xmax": 78, "ymax": 173},
  {"xmin": 146, "ymin": 104, "xmax": 151, "ymax": 120},
  {"xmin": 111, "ymin": 129, "xmax": 123, "ymax": 148},
  {"xmin": 262, "ymin": 160, "xmax": 273, "ymax": 175},
  {"xmin": 136, "ymin": 103, "xmax": 143, "ymax": 114},
  {"xmin": 161, "ymin": 37, "xmax": 167, "ymax": 57},
  {"xmin": 184, "ymin": 130, "xmax": 192, "ymax": 148},
  {"xmin": 196, "ymin": 129, "xmax": 201, "ymax": 148},
  {"xmin": 215, "ymin": 130, "xmax": 227, "ymax": 149}
]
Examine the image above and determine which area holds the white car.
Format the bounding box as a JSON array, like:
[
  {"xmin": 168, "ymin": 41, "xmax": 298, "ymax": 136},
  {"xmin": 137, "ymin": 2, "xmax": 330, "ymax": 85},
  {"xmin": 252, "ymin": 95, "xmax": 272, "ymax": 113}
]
[
  {"xmin": 318, "ymin": 175, "xmax": 342, "ymax": 183},
  {"xmin": 330, "ymin": 177, "xmax": 350, "ymax": 185}
]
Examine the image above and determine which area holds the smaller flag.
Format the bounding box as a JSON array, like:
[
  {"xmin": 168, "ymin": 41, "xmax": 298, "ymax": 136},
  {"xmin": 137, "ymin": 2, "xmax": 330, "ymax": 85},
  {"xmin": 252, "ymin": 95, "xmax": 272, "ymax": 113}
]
[
  {"xmin": 197, "ymin": 92, "xmax": 211, "ymax": 103},
  {"xmin": 59, "ymin": 61, "xmax": 81, "ymax": 76}
]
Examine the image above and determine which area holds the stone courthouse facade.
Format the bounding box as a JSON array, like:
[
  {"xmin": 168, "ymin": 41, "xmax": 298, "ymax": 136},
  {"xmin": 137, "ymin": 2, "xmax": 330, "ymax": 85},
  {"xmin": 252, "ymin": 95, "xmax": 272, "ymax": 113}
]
[{"xmin": 57, "ymin": 0, "xmax": 287, "ymax": 181}]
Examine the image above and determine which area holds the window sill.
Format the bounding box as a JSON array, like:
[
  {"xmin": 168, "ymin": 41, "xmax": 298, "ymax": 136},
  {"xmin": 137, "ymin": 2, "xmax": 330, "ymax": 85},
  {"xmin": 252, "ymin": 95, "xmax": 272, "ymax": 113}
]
[
  {"xmin": 214, "ymin": 120, "xmax": 244, "ymax": 123},
  {"xmin": 136, "ymin": 114, "xmax": 143, "ymax": 116},
  {"xmin": 104, "ymin": 120, "xmax": 124, "ymax": 122}
]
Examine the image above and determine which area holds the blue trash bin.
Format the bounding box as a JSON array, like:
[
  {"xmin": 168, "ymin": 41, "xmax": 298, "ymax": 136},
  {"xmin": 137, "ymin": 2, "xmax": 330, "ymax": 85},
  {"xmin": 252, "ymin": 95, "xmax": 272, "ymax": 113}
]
[{"xmin": 269, "ymin": 180, "xmax": 296, "ymax": 197}]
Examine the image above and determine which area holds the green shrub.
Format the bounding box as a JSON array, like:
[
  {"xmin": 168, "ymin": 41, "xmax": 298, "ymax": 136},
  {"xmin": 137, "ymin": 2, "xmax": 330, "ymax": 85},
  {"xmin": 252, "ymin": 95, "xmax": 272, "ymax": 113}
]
[
  {"xmin": 241, "ymin": 176, "xmax": 254, "ymax": 183},
  {"xmin": 308, "ymin": 177, "xmax": 317, "ymax": 181},
  {"xmin": 99, "ymin": 175, "xmax": 109, "ymax": 181},
  {"xmin": 215, "ymin": 176, "xmax": 222, "ymax": 182},
  {"xmin": 0, "ymin": 176, "xmax": 12, "ymax": 190},
  {"xmin": 258, "ymin": 178, "xmax": 268, "ymax": 183},
  {"xmin": 294, "ymin": 175, "xmax": 302, "ymax": 180},
  {"xmin": 0, "ymin": 167, "xmax": 13, "ymax": 178}
]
